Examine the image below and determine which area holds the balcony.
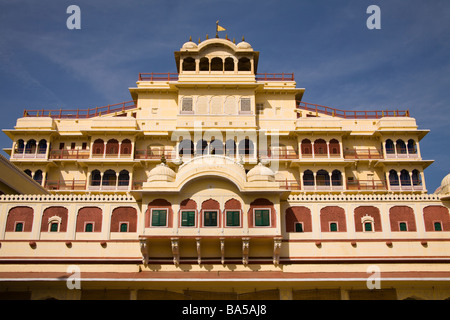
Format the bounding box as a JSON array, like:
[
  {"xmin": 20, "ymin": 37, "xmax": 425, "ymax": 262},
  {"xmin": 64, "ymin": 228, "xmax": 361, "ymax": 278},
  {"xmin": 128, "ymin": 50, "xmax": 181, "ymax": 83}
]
[
  {"xmin": 385, "ymin": 148, "xmax": 419, "ymax": 159},
  {"xmin": 344, "ymin": 148, "xmax": 383, "ymax": 160},
  {"xmin": 260, "ymin": 149, "xmax": 299, "ymax": 160},
  {"xmin": 12, "ymin": 151, "xmax": 47, "ymax": 159},
  {"xmin": 303, "ymin": 180, "xmax": 345, "ymax": 191},
  {"xmin": 390, "ymin": 180, "xmax": 424, "ymax": 191},
  {"xmin": 347, "ymin": 179, "xmax": 387, "ymax": 191},
  {"xmin": 297, "ymin": 101, "xmax": 409, "ymax": 119},
  {"xmin": 23, "ymin": 101, "xmax": 137, "ymax": 119},
  {"xmin": 49, "ymin": 149, "xmax": 90, "ymax": 160},
  {"xmin": 138, "ymin": 72, "xmax": 295, "ymax": 82},
  {"xmin": 135, "ymin": 149, "xmax": 174, "ymax": 160},
  {"xmin": 45, "ymin": 180, "xmax": 87, "ymax": 191}
]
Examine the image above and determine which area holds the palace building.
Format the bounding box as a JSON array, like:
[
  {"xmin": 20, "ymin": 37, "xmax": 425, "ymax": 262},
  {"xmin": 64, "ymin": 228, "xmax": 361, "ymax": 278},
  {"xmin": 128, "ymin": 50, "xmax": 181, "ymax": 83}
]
[{"xmin": 0, "ymin": 35, "xmax": 450, "ymax": 300}]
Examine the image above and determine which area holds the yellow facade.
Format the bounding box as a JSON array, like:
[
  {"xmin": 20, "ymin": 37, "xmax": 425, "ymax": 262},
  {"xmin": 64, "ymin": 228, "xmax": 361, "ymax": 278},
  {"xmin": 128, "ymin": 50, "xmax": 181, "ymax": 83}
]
[{"xmin": 1, "ymin": 37, "xmax": 450, "ymax": 300}]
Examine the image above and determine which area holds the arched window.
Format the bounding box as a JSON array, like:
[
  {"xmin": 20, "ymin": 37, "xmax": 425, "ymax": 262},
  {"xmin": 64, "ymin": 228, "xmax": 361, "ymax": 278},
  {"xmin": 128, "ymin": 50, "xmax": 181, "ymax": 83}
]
[
  {"xmin": 396, "ymin": 139, "xmax": 407, "ymax": 154},
  {"xmin": 102, "ymin": 170, "xmax": 116, "ymax": 186},
  {"xmin": 238, "ymin": 57, "xmax": 251, "ymax": 71},
  {"xmin": 106, "ymin": 139, "xmax": 119, "ymax": 155},
  {"xmin": 120, "ymin": 139, "xmax": 132, "ymax": 155},
  {"xmin": 91, "ymin": 170, "xmax": 101, "ymax": 186},
  {"xmin": 15, "ymin": 139, "xmax": 25, "ymax": 153},
  {"xmin": 412, "ymin": 169, "xmax": 421, "ymax": 186},
  {"xmin": 224, "ymin": 57, "xmax": 234, "ymax": 71},
  {"xmin": 301, "ymin": 139, "xmax": 312, "ymax": 156},
  {"xmin": 182, "ymin": 57, "xmax": 195, "ymax": 71},
  {"xmin": 210, "ymin": 57, "xmax": 223, "ymax": 71},
  {"xmin": 178, "ymin": 139, "xmax": 194, "ymax": 157},
  {"xmin": 92, "ymin": 139, "xmax": 104, "ymax": 155},
  {"xmin": 199, "ymin": 57, "xmax": 209, "ymax": 71},
  {"xmin": 316, "ymin": 169, "xmax": 330, "ymax": 186},
  {"xmin": 303, "ymin": 170, "xmax": 314, "ymax": 186},
  {"xmin": 24, "ymin": 169, "xmax": 32, "ymax": 177},
  {"xmin": 196, "ymin": 139, "xmax": 208, "ymax": 156},
  {"xmin": 389, "ymin": 170, "xmax": 399, "ymax": 186},
  {"xmin": 118, "ymin": 170, "xmax": 130, "ymax": 186},
  {"xmin": 210, "ymin": 139, "xmax": 224, "ymax": 155},
  {"xmin": 385, "ymin": 139, "xmax": 395, "ymax": 154},
  {"xmin": 408, "ymin": 139, "xmax": 417, "ymax": 154},
  {"xmin": 400, "ymin": 169, "xmax": 411, "ymax": 186},
  {"xmin": 238, "ymin": 139, "xmax": 254, "ymax": 157},
  {"xmin": 33, "ymin": 170, "xmax": 43, "ymax": 184},
  {"xmin": 314, "ymin": 139, "xmax": 327, "ymax": 156},
  {"xmin": 38, "ymin": 139, "xmax": 47, "ymax": 154},
  {"xmin": 25, "ymin": 139, "xmax": 36, "ymax": 154},
  {"xmin": 331, "ymin": 170, "xmax": 342, "ymax": 186},
  {"xmin": 329, "ymin": 139, "xmax": 340, "ymax": 156},
  {"xmin": 225, "ymin": 139, "xmax": 236, "ymax": 157}
]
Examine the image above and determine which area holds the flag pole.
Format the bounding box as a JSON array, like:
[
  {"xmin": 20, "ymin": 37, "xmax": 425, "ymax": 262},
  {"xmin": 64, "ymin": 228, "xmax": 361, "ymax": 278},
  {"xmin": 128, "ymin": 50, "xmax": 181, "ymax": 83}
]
[{"xmin": 216, "ymin": 20, "xmax": 219, "ymax": 38}]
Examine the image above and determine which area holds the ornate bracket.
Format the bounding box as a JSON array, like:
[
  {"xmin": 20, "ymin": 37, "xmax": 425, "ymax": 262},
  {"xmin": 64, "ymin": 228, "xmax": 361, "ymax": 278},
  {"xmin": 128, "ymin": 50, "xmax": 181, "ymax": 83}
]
[
  {"xmin": 196, "ymin": 238, "xmax": 201, "ymax": 265},
  {"xmin": 273, "ymin": 237, "xmax": 282, "ymax": 266},
  {"xmin": 220, "ymin": 238, "xmax": 225, "ymax": 265},
  {"xmin": 171, "ymin": 237, "xmax": 180, "ymax": 266},
  {"xmin": 242, "ymin": 237, "xmax": 250, "ymax": 265},
  {"xmin": 139, "ymin": 239, "xmax": 149, "ymax": 266}
]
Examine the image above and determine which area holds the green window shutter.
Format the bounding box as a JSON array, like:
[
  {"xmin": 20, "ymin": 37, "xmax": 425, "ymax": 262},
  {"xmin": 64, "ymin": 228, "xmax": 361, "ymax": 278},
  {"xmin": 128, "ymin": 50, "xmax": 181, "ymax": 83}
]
[
  {"xmin": 120, "ymin": 223, "xmax": 128, "ymax": 232},
  {"xmin": 262, "ymin": 210, "xmax": 270, "ymax": 226},
  {"xmin": 330, "ymin": 222, "xmax": 338, "ymax": 232},
  {"xmin": 399, "ymin": 222, "xmax": 407, "ymax": 231},
  {"xmin": 15, "ymin": 223, "xmax": 23, "ymax": 232},
  {"xmin": 85, "ymin": 223, "xmax": 93, "ymax": 232},
  {"xmin": 181, "ymin": 211, "xmax": 188, "ymax": 226},
  {"xmin": 255, "ymin": 210, "xmax": 270, "ymax": 227},
  {"xmin": 152, "ymin": 210, "xmax": 167, "ymax": 226},
  {"xmin": 295, "ymin": 223, "xmax": 303, "ymax": 232},
  {"xmin": 364, "ymin": 222, "xmax": 372, "ymax": 232},
  {"xmin": 50, "ymin": 222, "xmax": 58, "ymax": 232},
  {"xmin": 188, "ymin": 211, "xmax": 195, "ymax": 226},
  {"xmin": 182, "ymin": 211, "xmax": 195, "ymax": 227},
  {"xmin": 434, "ymin": 222, "xmax": 442, "ymax": 231},
  {"xmin": 204, "ymin": 211, "xmax": 217, "ymax": 226},
  {"xmin": 152, "ymin": 210, "xmax": 160, "ymax": 226},
  {"xmin": 227, "ymin": 211, "xmax": 233, "ymax": 226},
  {"xmin": 233, "ymin": 211, "xmax": 240, "ymax": 226}
]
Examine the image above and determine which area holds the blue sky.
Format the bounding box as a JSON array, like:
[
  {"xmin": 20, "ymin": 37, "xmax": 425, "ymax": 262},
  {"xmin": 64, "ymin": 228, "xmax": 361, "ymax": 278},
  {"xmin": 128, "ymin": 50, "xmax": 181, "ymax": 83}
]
[{"xmin": 0, "ymin": 0, "xmax": 449, "ymax": 192}]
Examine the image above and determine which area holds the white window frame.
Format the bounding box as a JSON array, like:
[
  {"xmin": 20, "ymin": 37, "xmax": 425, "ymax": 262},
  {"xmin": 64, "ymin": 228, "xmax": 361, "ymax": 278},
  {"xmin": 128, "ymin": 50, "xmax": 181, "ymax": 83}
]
[
  {"xmin": 224, "ymin": 209, "xmax": 242, "ymax": 228},
  {"xmin": 180, "ymin": 210, "xmax": 197, "ymax": 228},
  {"xmin": 150, "ymin": 208, "xmax": 168, "ymax": 228},
  {"xmin": 202, "ymin": 210, "xmax": 219, "ymax": 228},
  {"xmin": 252, "ymin": 208, "xmax": 272, "ymax": 227}
]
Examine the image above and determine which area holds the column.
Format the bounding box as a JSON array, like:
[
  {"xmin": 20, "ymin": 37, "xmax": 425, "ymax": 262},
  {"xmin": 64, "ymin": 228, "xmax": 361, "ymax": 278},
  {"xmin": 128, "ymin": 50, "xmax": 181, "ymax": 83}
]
[
  {"xmin": 420, "ymin": 171, "xmax": 427, "ymax": 192},
  {"xmin": 100, "ymin": 172, "xmax": 104, "ymax": 190},
  {"xmin": 313, "ymin": 172, "xmax": 317, "ymax": 191},
  {"xmin": 118, "ymin": 141, "xmax": 122, "ymax": 158},
  {"xmin": 326, "ymin": 141, "xmax": 330, "ymax": 159},
  {"xmin": 45, "ymin": 140, "xmax": 50, "ymax": 159},
  {"xmin": 103, "ymin": 141, "xmax": 107, "ymax": 158},
  {"xmin": 385, "ymin": 171, "xmax": 391, "ymax": 191},
  {"xmin": 416, "ymin": 141, "xmax": 422, "ymax": 159},
  {"xmin": 115, "ymin": 172, "xmax": 119, "ymax": 190}
]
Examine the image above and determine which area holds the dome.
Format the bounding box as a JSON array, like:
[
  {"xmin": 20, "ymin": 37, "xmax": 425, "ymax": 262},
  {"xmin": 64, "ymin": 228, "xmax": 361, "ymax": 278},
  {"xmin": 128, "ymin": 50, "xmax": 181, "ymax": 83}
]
[
  {"xmin": 247, "ymin": 162, "xmax": 275, "ymax": 182},
  {"xmin": 147, "ymin": 163, "xmax": 176, "ymax": 182},
  {"xmin": 436, "ymin": 173, "xmax": 450, "ymax": 195},
  {"xmin": 441, "ymin": 173, "xmax": 450, "ymax": 188},
  {"xmin": 237, "ymin": 41, "xmax": 252, "ymax": 49},
  {"xmin": 182, "ymin": 41, "xmax": 198, "ymax": 50}
]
